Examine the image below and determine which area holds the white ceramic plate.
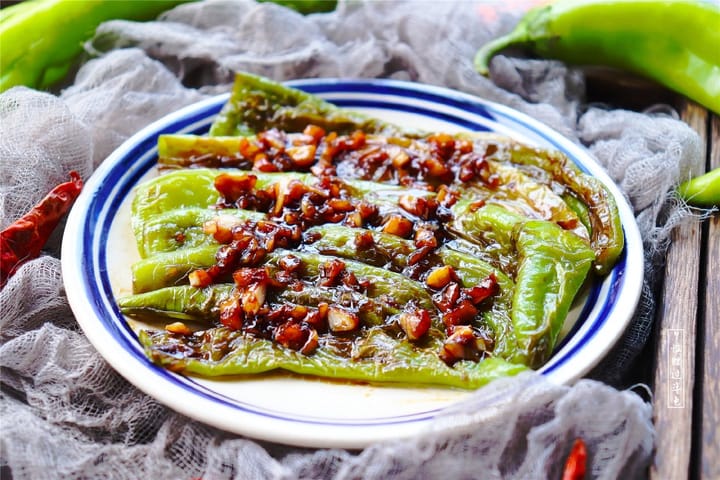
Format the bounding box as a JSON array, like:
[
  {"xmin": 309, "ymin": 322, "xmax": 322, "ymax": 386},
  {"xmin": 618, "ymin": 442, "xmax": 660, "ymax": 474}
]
[{"xmin": 62, "ymin": 79, "xmax": 643, "ymax": 448}]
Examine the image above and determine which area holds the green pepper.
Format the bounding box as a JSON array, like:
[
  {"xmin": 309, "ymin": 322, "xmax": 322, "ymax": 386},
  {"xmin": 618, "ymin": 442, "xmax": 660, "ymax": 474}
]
[
  {"xmin": 120, "ymin": 283, "xmax": 403, "ymax": 328},
  {"xmin": 137, "ymin": 207, "xmax": 264, "ymax": 258},
  {"xmin": 131, "ymin": 245, "xmax": 219, "ymax": 293},
  {"xmin": 139, "ymin": 327, "xmax": 526, "ymax": 389},
  {"xmin": 474, "ymin": 0, "xmax": 720, "ymax": 115},
  {"xmin": 463, "ymin": 159, "xmax": 590, "ymax": 242},
  {"xmin": 268, "ymin": 250, "xmax": 437, "ymax": 312},
  {"xmin": 131, "ymin": 169, "xmax": 309, "ymax": 228},
  {"xmin": 303, "ymin": 224, "xmax": 417, "ymax": 270},
  {"xmin": 437, "ymin": 247, "xmax": 518, "ymax": 359},
  {"xmin": 0, "ymin": 0, "xmax": 193, "ymax": 92},
  {"xmin": 157, "ymin": 135, "xmax": 253, "ymax": 169},
  {"xmin": 119, "ymin": 284, "xmax": 236, "ymax": 321},
  {"xmin": 209, "ymin": 72, "xmax": 413, "ymax": 137},
  {"xmin": 481, "ymin": 139, "xmax": 623, "ymax": 275},
  {"xmin": 130, "ymin": 244, "xmax": 436, "ymax": 310},
  {"xmin": 451, "ymin": 203, "xmax": 595, "ymax": 366},
  {"xmin": 677, "ymin": 167, "xmax": 720, "ymax": 208}
]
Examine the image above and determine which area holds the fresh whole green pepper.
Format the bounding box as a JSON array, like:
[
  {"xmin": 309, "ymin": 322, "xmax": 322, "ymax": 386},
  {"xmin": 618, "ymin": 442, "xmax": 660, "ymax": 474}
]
[
  {"xmin": 677, "ymin": 167, "xmax": 720, "ymax": 208},
  {"xmin": 0, "ymin": 1, "xmax": 339, "ymax": 93},
  {"xmin": 474, "ymin": 0, "xmax": 720, "ymax": 115},
  {"xmin": 0, "ymin": 0, "xmax": 193, "ymax": 92}
]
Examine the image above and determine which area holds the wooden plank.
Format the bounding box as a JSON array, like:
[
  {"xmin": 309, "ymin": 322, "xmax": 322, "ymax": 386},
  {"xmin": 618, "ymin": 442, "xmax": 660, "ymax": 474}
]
[
  {"xmin": 699, "ymin": 113, "xmax": 720, "ymax": 480},
  {"xmin": 649, "ymin": 100, "xmax": 707, "ymax": 480}
]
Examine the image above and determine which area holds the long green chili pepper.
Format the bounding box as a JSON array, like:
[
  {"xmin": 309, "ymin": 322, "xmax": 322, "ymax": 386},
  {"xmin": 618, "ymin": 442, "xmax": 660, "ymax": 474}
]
[
  {"xmin": 474, "ymin": 0, "xmax": 720, "ymax": 115},
  {"xmin": 130, "ymin": 245, "xmax": 436, "ymax": 310},
  {"xmin": 131, "ymin": 169, "xmax": 308, "ymax": 223},
  {"xmin": 277, "ymin": 286, "xmax": 405, "ymax": 327},
  {"xmin": 209, "ymin": 72, "xmax": 412, "ymax": 137},
  {"xmin": 157, "ymin": 135, "xmax": 255, "ymax": 169},
  {"xmin": 132, "ymin": 168, "xmax": 411, "ymax": 223},
  {"xmin": 267, "ymin": 250, "xmax": 437, "ymax": 312},
  {"xmin": 303, "ymin": 224, "xmax": 417, "ymax": 270},
  {"xmin": 0, "ymin": 1, "xmax": 341, "ymax": 93},
  {"xmin": 132, "ymin": 244, "xmax": 219, "ymax": 293},
  {"xmin": 452, "ymin": 203, "xmax": 595, "ymax": 366},
  {"xmin": 677, "ymin": 167, "xmax": 720, "ymax": 208},
  {"xmin": 482, "ymin": 139, "xmax": 623, "ymax": 275},
  {"xmin": 139, "ymin": 327, "xmax": 527, "ymax": 389},
  {"xmin": 137, "ymin": 207, "xmax": 264, "ymax": 258},
  {"xmin": 119, "ymin": 283, "xmax": 399, "ymax": 327},
  {"xmin": 485, "ymin": 160, "xmax": 589, "ymax": 241},
  {"xmin": 0, "ymin": 0, "xmax": 193, "ymax": 92},
  {"xmin": 437, "ymin": 247, "xmax": 518, "ymax": 359},
  {"xmin": 119, "ymin": 284, "xmax": 235, "ymax": 321}
]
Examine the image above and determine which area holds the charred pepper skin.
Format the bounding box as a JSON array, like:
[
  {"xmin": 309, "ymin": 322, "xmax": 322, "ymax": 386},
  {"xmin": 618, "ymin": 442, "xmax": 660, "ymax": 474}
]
[
  {"xmin": 474, "ymin": 0, "xmax": 720, "ymax": 115},
  {"xmin": 210, "ymin": 72, "xmax": 409, "ymax": 137},
  {"xmin": 139, "ymin": 327, "xmax": 527, "ymax": 389}
]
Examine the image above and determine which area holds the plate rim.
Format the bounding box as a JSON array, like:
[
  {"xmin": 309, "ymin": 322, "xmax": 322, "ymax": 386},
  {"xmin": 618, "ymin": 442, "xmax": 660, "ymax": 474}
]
[{"xmin": 61, "ymin": 78, "xmax": 643, "ymax": 448}]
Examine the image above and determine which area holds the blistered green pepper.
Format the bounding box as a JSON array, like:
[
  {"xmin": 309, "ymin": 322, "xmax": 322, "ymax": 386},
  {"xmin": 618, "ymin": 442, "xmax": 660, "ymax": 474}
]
[
  {"xmin": 119, "ymin": 283, "xmax": 399, "ymax": 328},
  {"xmin": 140, "ymin": 327, "xmax": 526, "ymax": 389},
  {"xmin": 119, "ymin": 284, "xmax": 235, "ymax": 321},
  {"xmin": 452, "ymin": 203, "xmax": 595, "ymax": 366},
  {"xmin": 268, "ymin": 250, "xmax": 437, "ymax": 312},
  {"xmin": 209, "ymin": 72, "xmax": 410, "ymax": 137},
  {"xmin": 137, "ymin": 207, "xmax": 263, "ymax": 258},
  {"xmin": 129, "ymin": 246, "xmax": 435, "ymax": 310},
  {"xmin": 484, "ymin": 140, "xmax": 623, "ymax": 275},
  {"xmin": 303, "ymin": 224, "xmax": 417, "ymax": 270}
]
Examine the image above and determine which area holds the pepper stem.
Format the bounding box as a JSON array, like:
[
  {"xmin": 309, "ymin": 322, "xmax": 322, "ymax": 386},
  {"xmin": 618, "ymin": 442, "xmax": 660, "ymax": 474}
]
[{"xmin": 474, "ymin": 24, "xmax": 530, "ymax": 76}]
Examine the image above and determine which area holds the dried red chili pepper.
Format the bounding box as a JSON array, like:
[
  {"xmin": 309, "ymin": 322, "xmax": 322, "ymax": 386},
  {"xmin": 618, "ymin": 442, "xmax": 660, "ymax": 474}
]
[
  {"xmin": 0, "ymin": 171, "xmax": 83, "ymax": 288},
  {"xmin": 562, "ymin": 437, "xmax": 588, "ymax": 480}
]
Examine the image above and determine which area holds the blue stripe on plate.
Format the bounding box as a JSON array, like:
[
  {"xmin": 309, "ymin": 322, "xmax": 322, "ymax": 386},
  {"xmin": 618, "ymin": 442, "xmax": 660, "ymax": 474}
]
[
  {"xmin": 288, "ymin": 80, "xmax": 495, "ymax": 122},
  {"xmin": 329, "ymin": 99, "xmax": 491, "ymax": 131}
]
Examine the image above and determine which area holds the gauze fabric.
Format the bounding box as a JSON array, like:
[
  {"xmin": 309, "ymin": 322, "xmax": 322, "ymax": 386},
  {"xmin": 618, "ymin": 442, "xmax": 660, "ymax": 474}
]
[{"xmin": 2, "ymin": 1, "xmax": 703, "ymax": 478}]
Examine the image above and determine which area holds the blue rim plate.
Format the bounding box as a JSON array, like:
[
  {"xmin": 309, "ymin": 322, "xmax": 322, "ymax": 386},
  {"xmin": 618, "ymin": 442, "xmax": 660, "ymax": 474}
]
[{"xmin": 62, "ymin": 79, "xmax": 643, "ymax": 448}]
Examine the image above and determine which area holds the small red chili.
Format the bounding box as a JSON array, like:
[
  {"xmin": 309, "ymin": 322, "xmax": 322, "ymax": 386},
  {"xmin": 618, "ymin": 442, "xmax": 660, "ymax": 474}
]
[
  {"xmin": 561, "ymin": 438, "xmax": 588, "ymax": 480},
  {"xmin": 0, "ymin": 171, "xmax": 83, "ymax": 288}
]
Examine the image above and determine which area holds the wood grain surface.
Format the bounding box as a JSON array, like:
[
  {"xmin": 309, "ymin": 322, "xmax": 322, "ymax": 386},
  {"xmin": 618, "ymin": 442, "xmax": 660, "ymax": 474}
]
[
  {"xmin": 698, "ymin": 113, "xmax": 719, "ymax": 480},
  {"xmin": 649, "ymin": 101, "xmax": 707, "ymax": 480}
]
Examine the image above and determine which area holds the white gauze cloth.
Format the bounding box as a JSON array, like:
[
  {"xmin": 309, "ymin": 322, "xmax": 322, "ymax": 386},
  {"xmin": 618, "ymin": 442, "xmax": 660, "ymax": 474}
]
[{"xmin": 1, "ymin": 1, "xmax": 704, "ymax": 478}]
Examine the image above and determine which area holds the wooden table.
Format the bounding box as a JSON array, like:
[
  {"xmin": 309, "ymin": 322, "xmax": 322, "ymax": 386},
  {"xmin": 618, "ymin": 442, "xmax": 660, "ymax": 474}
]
[{"xmin": 648, "ymin": 101, "xmax": 719, "ymax": 479}]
